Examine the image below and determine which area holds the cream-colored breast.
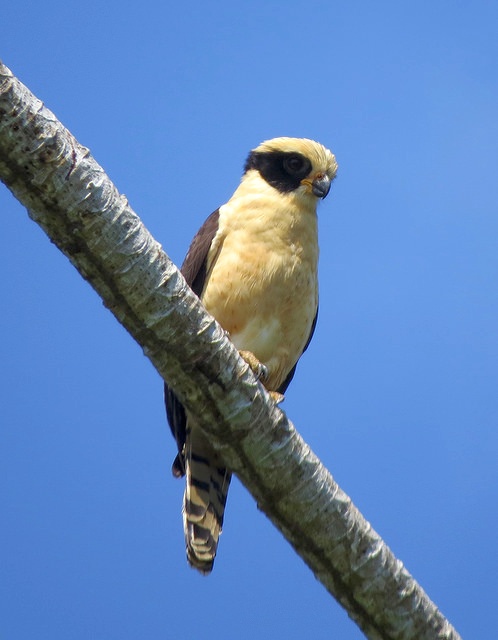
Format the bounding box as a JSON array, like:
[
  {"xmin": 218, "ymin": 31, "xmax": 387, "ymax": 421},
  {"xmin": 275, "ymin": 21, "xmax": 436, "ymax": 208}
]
[{"xmin": 201, "ymin": 178, "xmax": 319, "ymax": 390}]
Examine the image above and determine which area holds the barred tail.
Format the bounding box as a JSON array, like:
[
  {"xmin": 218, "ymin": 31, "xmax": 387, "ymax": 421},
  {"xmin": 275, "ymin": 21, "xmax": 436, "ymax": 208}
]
[{"xmin": 183, "ymin": 433, "xmax": 231, "ymax": 574}]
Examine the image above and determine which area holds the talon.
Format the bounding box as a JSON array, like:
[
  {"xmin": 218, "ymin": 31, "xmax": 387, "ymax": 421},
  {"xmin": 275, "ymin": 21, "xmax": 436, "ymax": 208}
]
[
  {"xmin": 269, "ymin": 391, "xmax": 285, "ymax": 405},
  {"xmin": 258, "ymin": 364, "xmax": 268, "ymax": 381},
  {"xmin": 239, "ymin": 350, "xmax": 268, "ymax": 381}
]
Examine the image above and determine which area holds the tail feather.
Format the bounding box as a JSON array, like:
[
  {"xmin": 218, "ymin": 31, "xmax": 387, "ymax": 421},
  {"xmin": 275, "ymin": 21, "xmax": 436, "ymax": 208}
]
[{"xmin": 183, "ymin": 432, "xmax": 231, "ymax": 574}]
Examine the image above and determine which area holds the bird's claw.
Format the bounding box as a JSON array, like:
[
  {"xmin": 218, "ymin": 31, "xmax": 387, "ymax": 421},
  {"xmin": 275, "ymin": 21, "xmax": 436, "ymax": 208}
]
[
  {"xmin": 239, "ymin": 350, "xmax": 268, "ymax": 382},
  {"xmin": 269, "ymin": 391, "xmax": 285, "ymax": 405}
]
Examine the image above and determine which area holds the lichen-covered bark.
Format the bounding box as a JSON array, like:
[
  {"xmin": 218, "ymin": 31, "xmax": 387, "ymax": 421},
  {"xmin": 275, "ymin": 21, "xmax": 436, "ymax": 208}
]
[{"xmin": 0, "ymin": 61, "xmax": 461, "ymax": 640}]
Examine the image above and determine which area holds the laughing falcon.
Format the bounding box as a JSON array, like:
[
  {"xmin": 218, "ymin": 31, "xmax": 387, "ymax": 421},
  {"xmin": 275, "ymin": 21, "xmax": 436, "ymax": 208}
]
[{"xmin": 165, "ymin": 137, "xmax": 337, "ymax": 573}]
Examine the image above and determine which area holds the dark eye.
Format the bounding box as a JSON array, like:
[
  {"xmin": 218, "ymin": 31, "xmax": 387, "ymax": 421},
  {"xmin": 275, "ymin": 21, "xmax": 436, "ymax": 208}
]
[{"xmin": 283, "ymin": 154, "xmax": 309, "ymax": 177}]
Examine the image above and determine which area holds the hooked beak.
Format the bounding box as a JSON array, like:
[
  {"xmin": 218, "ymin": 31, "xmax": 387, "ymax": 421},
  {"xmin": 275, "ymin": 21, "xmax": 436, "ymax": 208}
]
[{"xmin": 311, "ymin": 174, "xmax": 331, "ymax": 199}]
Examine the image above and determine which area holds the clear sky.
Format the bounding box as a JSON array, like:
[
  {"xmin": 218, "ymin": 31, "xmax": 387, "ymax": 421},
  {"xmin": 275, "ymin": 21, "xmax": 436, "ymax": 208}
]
[{"xmin": 1, "ymin": 2, "xmax": 497, "ymax": 638}]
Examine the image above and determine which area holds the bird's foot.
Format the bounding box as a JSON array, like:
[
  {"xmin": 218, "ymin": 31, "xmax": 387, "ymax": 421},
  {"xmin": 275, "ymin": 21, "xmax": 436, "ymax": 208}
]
[
  {"xmin": 269, "ymin": 391, "xmax": 285, "ymax": 405},
  {"xmin": 238, "ymin": 351, "xmax": 285, "ymax": 404},
  {"xmin": 239, "ymin": 350, "xmax": 268, "ymax": 382}
]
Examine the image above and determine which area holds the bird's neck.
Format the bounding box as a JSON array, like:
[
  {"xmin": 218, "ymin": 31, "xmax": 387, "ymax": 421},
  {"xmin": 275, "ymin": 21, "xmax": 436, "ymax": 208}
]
[{"xmin": 222, "ymin": 171, "xmax": 318, "ymax": 241}]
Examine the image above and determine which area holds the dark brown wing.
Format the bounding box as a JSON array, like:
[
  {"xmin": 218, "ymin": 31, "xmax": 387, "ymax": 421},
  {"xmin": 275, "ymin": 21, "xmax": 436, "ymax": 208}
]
[
  {"xmin": 165, "ymin": 209, "xmax": 220, "ymax": 477},
  {"xmin": 277, "ymin": 306, "xmax": 318, "ymax": 394},
  {"xmin": 181, "ymin": 209, "xmax": 220, "ymax": 296}
]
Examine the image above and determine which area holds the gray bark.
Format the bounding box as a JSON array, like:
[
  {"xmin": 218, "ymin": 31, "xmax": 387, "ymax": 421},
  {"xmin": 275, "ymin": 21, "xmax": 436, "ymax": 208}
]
[{"xmin": 0, "ymin": 61, "xmax": 461, "ymax": 640}]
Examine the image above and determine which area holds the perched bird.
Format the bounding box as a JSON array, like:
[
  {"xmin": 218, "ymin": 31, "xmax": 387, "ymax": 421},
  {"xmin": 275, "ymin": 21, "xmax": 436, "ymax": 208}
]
[{"xmin": 165, "ymin": 137, "xmax": 337, "ymax": 573}]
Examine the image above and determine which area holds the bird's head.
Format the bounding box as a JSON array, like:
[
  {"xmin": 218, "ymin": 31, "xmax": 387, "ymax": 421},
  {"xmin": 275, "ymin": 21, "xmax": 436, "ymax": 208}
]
[{"xmin": 243, "ymin": 137, "xmax": 337, "ymax": 201}]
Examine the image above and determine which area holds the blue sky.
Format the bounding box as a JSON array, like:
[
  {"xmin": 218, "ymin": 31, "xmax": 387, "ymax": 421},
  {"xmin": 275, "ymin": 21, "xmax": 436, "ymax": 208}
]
[{"xmin": 1, "ymin": 2, "xmax": 497, "ymax": 638}]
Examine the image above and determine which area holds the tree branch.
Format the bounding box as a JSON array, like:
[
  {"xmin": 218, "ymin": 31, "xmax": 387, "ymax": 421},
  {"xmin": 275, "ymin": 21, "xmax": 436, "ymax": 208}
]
[{"xmin": 0, "ymin": 61, "xmax": 461, "ymax": 640}]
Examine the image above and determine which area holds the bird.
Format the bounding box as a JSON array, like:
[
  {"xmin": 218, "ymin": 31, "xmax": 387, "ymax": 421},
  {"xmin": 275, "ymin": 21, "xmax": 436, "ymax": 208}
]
[{"xmin": 165, "ymin": 137, "xmax": 337, "ymax": 573}]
